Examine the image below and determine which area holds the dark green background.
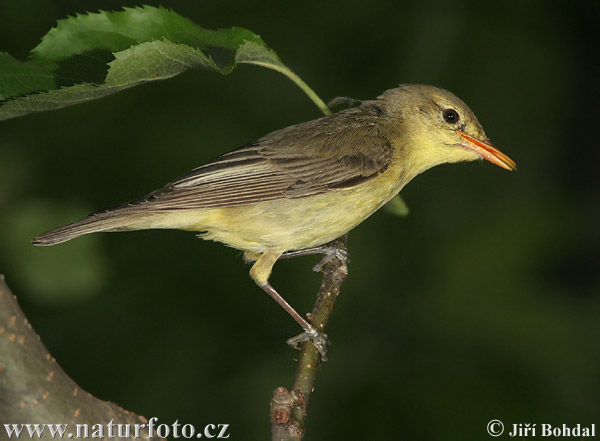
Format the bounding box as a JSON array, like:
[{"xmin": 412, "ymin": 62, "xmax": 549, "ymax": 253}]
[{"xmin": 1, "ymin": 1, "xmax": 598, "ymax": 439}]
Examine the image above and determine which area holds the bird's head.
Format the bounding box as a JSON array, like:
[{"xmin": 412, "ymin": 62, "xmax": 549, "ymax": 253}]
[{"xmin": 380, "ymin": 84, "xmax": 516, "ymax": 176}]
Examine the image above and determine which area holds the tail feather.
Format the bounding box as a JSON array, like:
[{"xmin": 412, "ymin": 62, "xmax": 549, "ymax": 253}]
[{"xmin": 32, "ymin": 213, "xmax": 133, "ymax": 246}]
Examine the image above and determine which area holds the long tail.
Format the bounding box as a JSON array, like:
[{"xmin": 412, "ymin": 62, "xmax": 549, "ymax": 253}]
[{"xmin": 32, "ymin": 212, "xmax": 135, "ymax": 246}]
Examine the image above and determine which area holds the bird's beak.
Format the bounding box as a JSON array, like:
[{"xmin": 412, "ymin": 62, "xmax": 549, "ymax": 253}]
[{"xmin": 457, "ymin": 131, "xmax": 517, "ymax": 171}]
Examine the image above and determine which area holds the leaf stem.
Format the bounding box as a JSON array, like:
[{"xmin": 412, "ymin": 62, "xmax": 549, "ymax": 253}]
[{"xmin": 241, "ymin": 61, "xmax": 331, "ymax": 116}]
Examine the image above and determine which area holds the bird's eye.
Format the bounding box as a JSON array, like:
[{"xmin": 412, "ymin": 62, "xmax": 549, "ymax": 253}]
[{"xmin": 443, "ymin": 109, "xmax": 460, "ymax": 124}]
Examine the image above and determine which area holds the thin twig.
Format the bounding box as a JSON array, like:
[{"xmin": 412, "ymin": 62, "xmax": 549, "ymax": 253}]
[{"xmin": 270, "ymin": 235, "xmax": 349, "ymax": 440}]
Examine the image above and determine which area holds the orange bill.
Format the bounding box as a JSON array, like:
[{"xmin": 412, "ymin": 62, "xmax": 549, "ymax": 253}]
[{"xmin": 457, "ymin": 131, "xmax": 517, "ymax": 171}]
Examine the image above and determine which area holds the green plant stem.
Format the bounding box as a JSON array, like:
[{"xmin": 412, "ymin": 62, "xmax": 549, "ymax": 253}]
[{"xmin": 241, "ymin": 61, "xmax": 331, "ymax": 116}]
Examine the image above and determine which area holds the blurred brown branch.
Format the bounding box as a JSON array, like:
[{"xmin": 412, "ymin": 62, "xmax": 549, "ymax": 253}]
[
  {"xmin": 0, "ymin": 233, "xmax": 349, "ymax": 441},
  {"xmin": 0, "ymin": 275, "xmax": 161, "ymax": 441}
]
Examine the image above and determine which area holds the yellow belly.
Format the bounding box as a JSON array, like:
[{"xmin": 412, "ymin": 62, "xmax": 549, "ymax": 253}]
[{"xmin": 149, "ymin": 172, "xmax": 405, "ymax": 254}]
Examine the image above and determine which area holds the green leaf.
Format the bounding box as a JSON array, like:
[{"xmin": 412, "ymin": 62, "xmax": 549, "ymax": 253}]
[
  {"xmin": 0, "ymin": 53, "xmax": 56, "ymax": 100},
  {"xmin": 382, "ymin": 194, "xmax": 410, "ymax": 217},
  {"xmin": 0, "ymin": 6, "xmax": 328, "ymax": 121},
  {"xmin": 105, "ymin": 39, "xmax": 219, "ymax": 85},
  {"xmin": 0, "ymin": 83, "xmax": 132, "ymax": 120}
]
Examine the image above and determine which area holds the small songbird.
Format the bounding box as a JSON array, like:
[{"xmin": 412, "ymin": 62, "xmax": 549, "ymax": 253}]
[{"xmin": 33, "ymin": 84, "xmax": 516, "ymax": 352}]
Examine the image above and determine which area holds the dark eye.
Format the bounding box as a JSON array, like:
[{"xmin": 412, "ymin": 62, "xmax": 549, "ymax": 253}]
[{"xmin": 443, "ymin": 108, "xmax": 460, "ymax": 124}]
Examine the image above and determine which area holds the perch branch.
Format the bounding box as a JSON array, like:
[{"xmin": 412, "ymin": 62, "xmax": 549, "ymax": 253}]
[{"xmin": 270, "ymin": 235, "xmax": 349, "ymax": 440}]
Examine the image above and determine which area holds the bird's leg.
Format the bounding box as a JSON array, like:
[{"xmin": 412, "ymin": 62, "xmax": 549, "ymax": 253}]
[
  {"xmin": 278, "ymin": 246, "xmax": 329, "ymax": 260},
  {"xmin": 247, "ymin": 243, "xmax": 347, "ymax": 264},
  {"xmin": 244, "ymin": 248, "xmax": 324, "ymax": 262},
  {"xmin": 248, "ymin": 249, "xmax": 330, "ymax": 359},
  {"xmin": 258, "ymin": 282, "xmax": 329, "ymax": 359},
  {"xmin": 280, "ymin": 240, "xmax": 349, "ymax": 274}
]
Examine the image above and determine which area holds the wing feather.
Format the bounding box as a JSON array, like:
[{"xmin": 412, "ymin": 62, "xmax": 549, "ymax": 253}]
[{"xmin": 111, "ymin": 102, "xmax": 394, "ymax": 212}]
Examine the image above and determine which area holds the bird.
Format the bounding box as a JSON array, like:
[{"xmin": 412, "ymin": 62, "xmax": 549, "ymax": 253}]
[{"xmin": 33, "ymin": 84, "xmax": 516, "ymax": 354}]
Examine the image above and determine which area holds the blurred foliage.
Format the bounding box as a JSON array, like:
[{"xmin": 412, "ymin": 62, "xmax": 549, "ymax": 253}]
[{"xmin": 0, "ymin": 1, "xmax": 598, "ymax": 440}]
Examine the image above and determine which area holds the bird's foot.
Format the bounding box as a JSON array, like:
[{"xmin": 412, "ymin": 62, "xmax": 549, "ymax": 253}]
[
  {"xmin": 286, "ymin": 323, "xmax": 330, "ymax": 361},
  {"xmin": 312, "ymin": 246, "xmax": 349, "ymax": 274}
]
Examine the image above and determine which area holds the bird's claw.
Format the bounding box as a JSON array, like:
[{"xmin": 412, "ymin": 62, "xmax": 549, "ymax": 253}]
[
  {"xmin": 312, "ymin": 246, "xmax": 349, "ymax": 274},
  {"xmin": 286, "ymin": 326, "xmax": 330, "ymax": 361}
]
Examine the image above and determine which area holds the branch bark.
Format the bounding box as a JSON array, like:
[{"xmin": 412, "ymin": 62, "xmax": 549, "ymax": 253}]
[
  {"xmin": 0, "ymin": 275, "xmax": 162, "ymax": 441},
  {"xmin": 270, "ymin": 235, "xmax": 349, "ymax": 440},
  {"xmin": 1, "ymin": 233, "xmax": 349, "ymax": 441}
]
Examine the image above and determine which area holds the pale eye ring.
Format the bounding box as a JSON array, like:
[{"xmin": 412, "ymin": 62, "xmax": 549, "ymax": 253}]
[{"xmin": 443, "ymin": 108, "xmax": 460, "ymax": 124}]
